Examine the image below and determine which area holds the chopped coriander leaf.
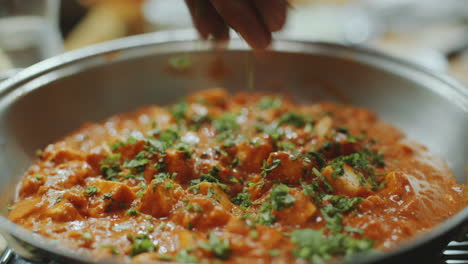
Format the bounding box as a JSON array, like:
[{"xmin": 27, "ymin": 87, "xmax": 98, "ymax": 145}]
[
  {"xmin": 213, "ymin": 146, "xmax": 228, "ymax": 157},
  {"xmin": 200, "ymin": 232, "xmax": 231, "ymax": 260},
  {"xmin": 256, "ymin": 122, "xmax": 284, "ymax": 141},
  {"xmin": 34, "ymin": 174, "xmax": 44, "ymax": 180},
  {"xmin": 127, "ymin": 137, "xmax": 138, "ymax": 145},
  {"xmin": 158, "ymin": 128, "xmax": 180, "ymax": 147},
  {"xmin": 269, "ymin": 249, "xmax": 281, "ymax": 257},
  {"xmin": 257, "ymin": 96, "xmax": 282, "ymax": 110},
  {"xmin": 322, "ymin": 195, "xmax": 363, "ymax": 214},
  {"xmin": 277, "ymin": 141, "xmax": 296, "ymax": 151},
  {"xmin": 7, "ymin": 204, "xmax": 14, "ymax": 211},
  {"xmin": 209, "ymin": 166, "xmax": 220, "ymax": 176},
  {"xmin": 278, "ymin": 112, "xmax": 311, "ymax": 128},
  {"xmin": 176, "ymin": 142, "xmax": 192, "ymax": 159},
  {"xmin": 302, "ymin": 181, "xmax": 324, "ymax": 204},
  {"xmin": 82, "ymin": 232, "xmax": 93, "ymax": 241},
  {"xmin": 54, "ymin": 195, "xmax": 63, "ymax": 205},
  {"xmin": 102, "ymin": 192, "xmax": 113, "ymax": 200},
  {"xmin": 344, "ymin": 226, "xmax": 364, "ymax": 235},
  {"xmin": 247, "ymin": 181, "xmax": 264, "ymax": 189},
  {"xmin": 84, "ymin": 185, "xmax": 101, "ymax": 196},
  {"xmin": 312, "ymin": 168, "xmax": 334, "ymax": 193},
  {"xmin": 207, "ymin": 187, "xmax": 215, "ymax": 197},
  {"xmin": 169, "ymin": 55, "xmax": 192, "ymax": 70},
  {"xmin": 100, "ymin": 245, "xmax": 120, "ymax": 255},
  {"xmin": 100, "ymin": 153, "xmax": 122, "ymax": 181},
  {"xmin": 153, "ymin": 172, "xmax": 177, "ymax": 188},
  {"xmin": 176, "ymin": 248, "xmax": 199, "ymax": 263},
  {"xmin": 307, "ymin": 152, "xmax": 327, "ymax": 169},
  {"xmin": 228, "ymin": 176, "xmax": 239, "ymax": 183},
  {"xmin": 256, "ymin": 203, "xmax": 276, "ymax": 226},
  {"xmin": 336, "ymin": 127, "xmax": 349, "ymax": 134},
  {"xmin": 110, "ymin": 140, "xmax": 125, "ymax": 151},
  {"xmin": 146, "ymin": 224, "xmax": 155, "ymax": 232},
  {"xmin": 255, "ymin": 184, "xmax": 294, "ymax": 226},
  {"xmin": 231, "ymin": 157, "xmax": 241, "ymax": 167},
  {"xmin": 127, "ymin": 234, "xmax": 157, "ymax": 256},
  {"xmin": 190, "ymin": 166, "xmax": 228, "ymax": 192},
  {"xmin": 249, "ymin": 230, "xmax": 259, "ymax": 239},
  {"xmin": 320, "ymin": 195, "xmax": 364, "ymax": 233},
  {"xmin": 171, "ymin": 101, "xmax": 188, "ymax": 122},
  {"xmin": 241, "ymin": 212, "xmax": 252, "ymax": 220},
  {"xmin": 190, "ymin": 115, "xmax": 212, "ymax": 130},
  {"xmin": 291, "ymin": 228, "xmax": 374, "ymax": 262},
  {"xmin": 261, "ymin": 159, "xmax": 281, "ymax": 177},
  {"xmin": 231, "ymin": 191, "xmax": 252, "ymax": 210},
  {"xmin": 270, "ymin": 184, "xmax": 295, "ymax": 211},
  {"xmin": 328, "ymin": 149, "xmax": 384, "ymax": 181},
  {"xmin": 158, "ymin": 222, "xmax": 167, "ymax": 229},
  {"xmin": 213, "ymin": 113, "xmax": 239, "ymax": 133},
  {"xmin": 123, "ymin": 151, "xmax": 150, "ymax": 173},
  {"xmin": 125, "ymin": 207, "xmax": 141, "ymax": 216},
  {"xmin": 186, "ymin": 202, "xmax": 203, "ymax": 212},
  {"xmin": 157, "ymin": 254, "xmax": 174, "ymax": 261},
  {"xmin": 320, "ymin": 141, "xmax": 341, "ymax": 155}
]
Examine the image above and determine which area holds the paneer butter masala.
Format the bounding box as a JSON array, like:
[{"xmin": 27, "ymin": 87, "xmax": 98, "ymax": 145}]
[{"xmin": 8, "ymin": 89, "xmax": 466, "ymax": 263}]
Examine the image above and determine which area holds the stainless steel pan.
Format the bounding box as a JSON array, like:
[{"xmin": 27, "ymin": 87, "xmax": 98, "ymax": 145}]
[{"xmin": 0, "ymin": 30, "xmax": 467, "ymax": 264}]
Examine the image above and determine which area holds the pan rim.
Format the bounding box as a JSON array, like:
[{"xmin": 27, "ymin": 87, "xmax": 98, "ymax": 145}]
[{"xmin": 0, "ymin": 29, "xmax": 467, "ymax": 264}]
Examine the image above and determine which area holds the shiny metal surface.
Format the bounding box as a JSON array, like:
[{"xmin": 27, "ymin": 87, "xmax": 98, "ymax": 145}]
[{"xmin": 0, "ymin": 30, "xmax": 467, "ymax": 264}]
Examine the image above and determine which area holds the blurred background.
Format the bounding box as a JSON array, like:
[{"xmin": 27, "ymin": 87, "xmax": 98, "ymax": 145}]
[{"xmin": 1, "ymin": 0, "xmax": 468, "ymax": 83}]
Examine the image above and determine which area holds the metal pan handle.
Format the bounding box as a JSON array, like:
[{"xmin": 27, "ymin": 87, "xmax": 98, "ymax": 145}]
[{"xmin": 0, "ymin": 248, "xmax": 13, "ymax": 264}]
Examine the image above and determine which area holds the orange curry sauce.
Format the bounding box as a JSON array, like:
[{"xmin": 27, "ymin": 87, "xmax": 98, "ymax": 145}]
[{"xmin": 8, "ymin": 89, "xmax": 466, "ymax": 263}]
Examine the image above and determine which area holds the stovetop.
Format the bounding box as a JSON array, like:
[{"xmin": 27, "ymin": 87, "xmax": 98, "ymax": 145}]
[{"xmin": 2, "ymin": 239, "xmax": 468, "ymax": 264}]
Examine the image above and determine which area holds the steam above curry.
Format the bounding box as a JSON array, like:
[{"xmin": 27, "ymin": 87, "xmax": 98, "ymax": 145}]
[{"xmin": 8, "ymin": 89, "xmax": 465, "ymax": 263}]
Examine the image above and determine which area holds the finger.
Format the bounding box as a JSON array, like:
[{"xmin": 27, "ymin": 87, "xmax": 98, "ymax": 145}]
[
  {"xmin": 209, "ymin": 0, "xmax": 271, "ymax": 49},
  {"xmin": 185, "ymin": 0, "xmax": 229, "ymax": 41},
  {"xmin": 252, "ymin": 0, "xmax": 288, "ymax": 32}
]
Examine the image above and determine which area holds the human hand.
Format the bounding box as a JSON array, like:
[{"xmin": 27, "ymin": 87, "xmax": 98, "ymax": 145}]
[{"xmin": 185, "ymin": 0, "xmax": 288, "ymax": 49}]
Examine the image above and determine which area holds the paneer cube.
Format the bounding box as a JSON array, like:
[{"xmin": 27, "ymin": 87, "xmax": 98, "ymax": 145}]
[
  {"xmin": 265, "ymin": 152, "xmax": 311, "ymax": 184},
  {"xmin": 8, "ymin": 196, "xmax": 43, "ymax": 222},
  {"xmin": 46, "ymin": 201, "xmax": 83, "ymax": 222},
  {"xmin": 322, "ymin": 164, "xmax": 372, "ymax": 197},
  {"xmin": 164, "ymin": 148, "xmax": 194, "ymax": 184},
  {"xmin": 193, "ymin": 182, "xmax": 234, "ymax": 211},
  {"xmin": 315, "ymin": 116, "xmax": 333, "ymax": 138},
  {"xmin": 138, "ymin": 179, "xmax": 184, "ymax": 218},
  {"xmin": 273, "ymin": 189, "xmax": 317, "ymax": 225},
  {"xmin": 382, "ymin": 171, "xmax": 414, "ymax": 198},
  {"xmin": 172, "ymin": 196, "xmax": 231, "ymax": 230},
  {"xmin": 91, "ymin": 179, "xmax": 137, "ymax": 213},
  {"xmin": 236, "ymin": 137, "xmax": 274, "ymax": 173}
]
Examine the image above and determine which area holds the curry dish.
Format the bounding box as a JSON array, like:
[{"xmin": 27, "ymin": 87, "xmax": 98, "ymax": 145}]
[{"xmin": 8, "ymin": 89, "xmax": 466, "ymax": 263}]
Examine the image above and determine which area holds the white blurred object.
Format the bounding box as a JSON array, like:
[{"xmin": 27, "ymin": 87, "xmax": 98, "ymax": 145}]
[
  {"xmin": 282, "ymin": 3, "xmax": 375, "ymax": 44},
  {"xmin": 0, "ymin": 49, "xmax": 12, "ymax": 72},
  {"xmin": 0, "ymin": 0, "xmax": 62, "ymax": 68},
  {"xmin": 363, "ymin": 0, "xmax": 468, "ymax": 32},
  {"xmin": 143, "ymin": 0, "xmax": 192, "ymax": 30}
]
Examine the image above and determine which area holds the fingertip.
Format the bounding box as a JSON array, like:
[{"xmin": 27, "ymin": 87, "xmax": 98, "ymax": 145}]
[
  {"xmin": 247, "ymin": 31, "xmax": 272, "ymax": 50},
  {"xmin": 209, "ymin": 0, "xmax": 272, "ymax": 49},
  {"xmin": 253, "ymin": 0, "xmax": 288, "ymax": 32},
  {"xmin": 211, "ymin": 23, "xmax": 230, "ymax": 41}
]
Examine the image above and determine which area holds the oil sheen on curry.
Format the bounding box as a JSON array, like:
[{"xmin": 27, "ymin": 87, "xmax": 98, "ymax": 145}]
[{"xmin": 8, "ymin": 89, "xmax": 466, "ymax": 263}]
